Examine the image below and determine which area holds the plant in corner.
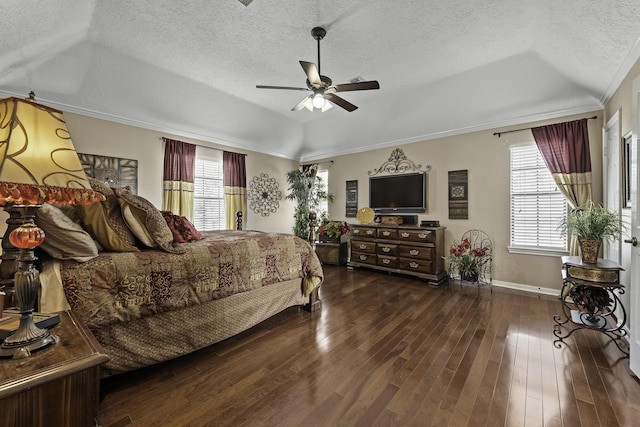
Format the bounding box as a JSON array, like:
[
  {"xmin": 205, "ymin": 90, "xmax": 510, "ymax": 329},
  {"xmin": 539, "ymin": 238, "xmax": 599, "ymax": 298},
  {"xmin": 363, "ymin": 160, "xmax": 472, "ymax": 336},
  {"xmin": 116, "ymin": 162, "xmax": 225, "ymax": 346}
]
[
  {"xmin": 562, "ymin": 201, "xmax": 622, "ymax": 263},
  {"xmin": 285, "ymin": 165, "xmax": 334, "ymax": 239}
]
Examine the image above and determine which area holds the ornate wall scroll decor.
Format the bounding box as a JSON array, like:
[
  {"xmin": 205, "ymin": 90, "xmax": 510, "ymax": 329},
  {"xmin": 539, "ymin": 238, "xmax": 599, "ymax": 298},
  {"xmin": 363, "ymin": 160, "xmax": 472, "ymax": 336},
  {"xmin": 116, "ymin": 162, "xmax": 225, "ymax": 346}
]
[
  {"xmin": 448, "ymin": 169, "xmax": 468, "ymax": 219},
  {"xmin": 248, "ymin": 173, "xmax": 282, "ymax": 217},
  {"xmin": 368, "ymin": 148, "xmax": 431, "ymax": 176},
  {"xmin": 345, "ymin": 180, "xmax": 358, "ymax": 217},
  {"xmin": 78, "ymin": 153, "xmax": 138, "ymax": 194}
]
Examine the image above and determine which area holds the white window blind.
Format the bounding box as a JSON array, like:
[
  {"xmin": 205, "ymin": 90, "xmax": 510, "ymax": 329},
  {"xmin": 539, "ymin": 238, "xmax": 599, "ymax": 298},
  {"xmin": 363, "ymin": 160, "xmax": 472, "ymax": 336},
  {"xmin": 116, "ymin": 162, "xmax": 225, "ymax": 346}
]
[
  {"xmin": 510, "ymin": 144, "xmax": 567, "ymax": 251},
  {"xmin": 193, "ymin": 157, "xmax": 225, "ymax": 231}
]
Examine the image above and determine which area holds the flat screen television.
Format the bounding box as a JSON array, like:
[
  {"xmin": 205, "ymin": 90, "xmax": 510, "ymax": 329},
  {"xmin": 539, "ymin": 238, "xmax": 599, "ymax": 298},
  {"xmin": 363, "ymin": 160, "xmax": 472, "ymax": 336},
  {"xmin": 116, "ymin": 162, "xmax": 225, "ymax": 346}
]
[{"xmin": 369, "ymin": 172, "xmax": 426, "ymax": 213}]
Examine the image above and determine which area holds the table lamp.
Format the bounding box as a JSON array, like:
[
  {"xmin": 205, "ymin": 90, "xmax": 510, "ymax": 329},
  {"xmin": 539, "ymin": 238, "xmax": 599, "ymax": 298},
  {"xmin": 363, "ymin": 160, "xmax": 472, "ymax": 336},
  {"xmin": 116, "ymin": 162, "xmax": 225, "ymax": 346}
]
[{"xmin": 0, "ymin": 92, "xmax": 104, "ymax": 358}]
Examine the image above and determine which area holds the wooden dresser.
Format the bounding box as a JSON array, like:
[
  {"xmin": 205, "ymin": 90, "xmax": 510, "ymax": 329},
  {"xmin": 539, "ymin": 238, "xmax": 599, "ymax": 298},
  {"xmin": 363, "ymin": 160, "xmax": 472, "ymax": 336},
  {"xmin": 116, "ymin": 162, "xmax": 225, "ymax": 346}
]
[
  {"xmin": 348, "ymin": 224, "xmax": 446, "ymax": 285},
  {"xmin": 0, "ymin": 310, "xmax": 109, "ymax": 427}
]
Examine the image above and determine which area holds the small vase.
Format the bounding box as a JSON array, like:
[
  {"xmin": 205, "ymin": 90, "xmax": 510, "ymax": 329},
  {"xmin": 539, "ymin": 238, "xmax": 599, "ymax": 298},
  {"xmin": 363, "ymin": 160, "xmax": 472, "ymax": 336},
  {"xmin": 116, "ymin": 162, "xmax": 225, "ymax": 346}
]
[{"xmin": 578, "ymin": 238, "xmax": 601, "ymax": 264}]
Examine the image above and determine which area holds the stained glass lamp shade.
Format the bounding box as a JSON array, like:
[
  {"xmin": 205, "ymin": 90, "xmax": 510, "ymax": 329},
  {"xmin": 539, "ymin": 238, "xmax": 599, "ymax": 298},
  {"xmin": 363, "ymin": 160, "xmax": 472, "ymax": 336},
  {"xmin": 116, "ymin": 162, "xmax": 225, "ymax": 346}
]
[{"xmin": 0, "ymin": 94, "xmax": 103, "ymax": 358}]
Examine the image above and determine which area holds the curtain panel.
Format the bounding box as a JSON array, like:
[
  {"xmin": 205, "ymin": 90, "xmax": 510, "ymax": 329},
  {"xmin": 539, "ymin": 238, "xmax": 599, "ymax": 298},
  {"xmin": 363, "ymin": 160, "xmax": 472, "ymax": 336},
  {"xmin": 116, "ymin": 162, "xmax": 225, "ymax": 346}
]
[
  {"xmin": 162, "ymin": 138, "xmax": 196, "ymax": 221},
  {"xmin": 532, "ymin": 118, "xmax": 593, "ymax": 255},
  {"xmin": 223, "ymin": 151, "xmax": 247, "ymax": 230}
]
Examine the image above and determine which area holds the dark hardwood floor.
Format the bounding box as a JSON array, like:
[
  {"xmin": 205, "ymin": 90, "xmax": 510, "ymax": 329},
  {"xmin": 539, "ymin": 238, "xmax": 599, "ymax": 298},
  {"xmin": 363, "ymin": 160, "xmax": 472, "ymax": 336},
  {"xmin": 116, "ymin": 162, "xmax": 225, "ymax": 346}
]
[{"xmin": 98, "ymin": 265, "xmax": 640, "ymax": 426}]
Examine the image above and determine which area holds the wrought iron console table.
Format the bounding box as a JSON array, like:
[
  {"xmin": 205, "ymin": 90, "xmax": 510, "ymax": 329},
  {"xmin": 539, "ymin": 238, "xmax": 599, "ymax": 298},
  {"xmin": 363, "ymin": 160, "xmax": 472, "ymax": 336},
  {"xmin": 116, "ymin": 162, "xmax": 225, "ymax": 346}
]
[{"xmin": 553, "ymin": 256, "xmax": 628, "ymax": 355}]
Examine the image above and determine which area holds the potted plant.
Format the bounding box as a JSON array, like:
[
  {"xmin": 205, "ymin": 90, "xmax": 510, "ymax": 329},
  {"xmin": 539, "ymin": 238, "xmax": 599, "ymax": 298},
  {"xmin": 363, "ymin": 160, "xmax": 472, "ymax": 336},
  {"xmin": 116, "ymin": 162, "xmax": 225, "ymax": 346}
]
[
  {"xmin": 285, "ymin": 165, "xmax": 334, "ymax": 239},
  {"xmin": 317, "ymin": 213, "xmax": 350, "ymax": 242},
  {"xmin": 444, "ymin": 238, "xmax": 490, "ymax": 282},
  {"xmin": 563, "ymin": 201, "xmax": 622, "ymax": 264}
]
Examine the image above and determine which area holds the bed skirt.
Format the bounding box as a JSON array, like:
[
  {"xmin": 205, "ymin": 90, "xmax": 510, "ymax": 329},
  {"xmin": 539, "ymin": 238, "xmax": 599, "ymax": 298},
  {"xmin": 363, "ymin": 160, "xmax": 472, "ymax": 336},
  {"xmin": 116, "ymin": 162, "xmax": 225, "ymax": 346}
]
[{"xmin": 94, "ymin": 277, "xmax": 308, "ymax": 375}]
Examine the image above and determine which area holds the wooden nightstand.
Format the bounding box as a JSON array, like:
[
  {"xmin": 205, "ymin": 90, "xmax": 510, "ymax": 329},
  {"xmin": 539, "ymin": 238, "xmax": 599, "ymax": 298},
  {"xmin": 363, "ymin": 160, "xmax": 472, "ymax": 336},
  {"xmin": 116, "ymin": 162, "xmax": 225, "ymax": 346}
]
[{"xmin": 0, "ymin": 310, "xmax": 109, "ymax": 427}]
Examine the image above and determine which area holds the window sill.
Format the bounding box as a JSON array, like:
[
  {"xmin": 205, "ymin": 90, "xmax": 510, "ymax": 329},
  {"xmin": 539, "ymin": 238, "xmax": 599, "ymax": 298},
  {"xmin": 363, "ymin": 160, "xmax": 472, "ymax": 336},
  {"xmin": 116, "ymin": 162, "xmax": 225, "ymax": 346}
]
[{"xmin": 507, "ymin": 246, "xmax": 569, "ymax": 257}]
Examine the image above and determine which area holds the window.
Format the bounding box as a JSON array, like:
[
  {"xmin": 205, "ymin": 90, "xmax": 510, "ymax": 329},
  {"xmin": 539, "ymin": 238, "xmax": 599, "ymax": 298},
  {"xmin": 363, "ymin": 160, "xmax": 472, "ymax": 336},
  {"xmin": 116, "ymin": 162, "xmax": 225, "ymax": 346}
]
[
  {"xmin": 316, "ymin": 169, "xmax": 329, "ymax": 217},
  {"xmin": 510, "ymin": 144, "xmax": 567, "ymax": 253},
  {"xmin": 193, "ymin": 157, "xmax": 225, "ymax": 231}
]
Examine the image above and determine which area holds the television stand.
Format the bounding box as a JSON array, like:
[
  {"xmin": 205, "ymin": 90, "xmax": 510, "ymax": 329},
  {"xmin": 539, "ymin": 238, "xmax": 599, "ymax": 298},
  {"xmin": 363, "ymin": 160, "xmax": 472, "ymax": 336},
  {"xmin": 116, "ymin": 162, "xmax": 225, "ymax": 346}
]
[{"xmin": 348, "ymin": 223, "xmax": 446, "ymax": 285}]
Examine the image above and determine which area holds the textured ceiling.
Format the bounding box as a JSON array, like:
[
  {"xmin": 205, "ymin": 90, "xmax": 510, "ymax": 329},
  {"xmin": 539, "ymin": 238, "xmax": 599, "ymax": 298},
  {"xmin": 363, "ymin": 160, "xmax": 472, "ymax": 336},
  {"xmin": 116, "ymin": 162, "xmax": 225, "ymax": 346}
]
[{"xmin": 1, "ymin": 0, "xmax": 640, "ymax": 160}]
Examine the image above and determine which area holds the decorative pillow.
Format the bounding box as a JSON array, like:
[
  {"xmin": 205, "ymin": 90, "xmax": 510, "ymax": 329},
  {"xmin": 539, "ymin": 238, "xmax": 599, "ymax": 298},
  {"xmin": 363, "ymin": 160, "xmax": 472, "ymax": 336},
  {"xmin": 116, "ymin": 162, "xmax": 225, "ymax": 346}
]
[
  {"xmin": 161, "ymin": 211, "xmax": 205, "ymax": 243},
  {"xmin": 35, "ymin": 204, "xmax": 99, "ymax": 262},
  {"xmin": 114, "ymin": 188, "xmax": 185, "ymax": 254},
  {"xmin": 120, "ymin": 201, "xmax": 156, "ymax": 247},
  {"xmin": 75, "ymin": 178, "xmax": 139, "ymax": 252},
  {"xmin": 57, "ymin": 205, "xmax": 82, "ymax": 224},
  {"xmin": 87, "ymin": 178, "xmax": 115, "ymax": 197}
]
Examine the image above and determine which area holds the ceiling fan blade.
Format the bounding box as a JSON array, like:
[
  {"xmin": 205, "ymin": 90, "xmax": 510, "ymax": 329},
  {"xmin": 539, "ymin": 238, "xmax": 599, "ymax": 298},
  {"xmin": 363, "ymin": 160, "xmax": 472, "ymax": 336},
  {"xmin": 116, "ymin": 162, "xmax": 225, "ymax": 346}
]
[
  {"xmin": 292, "ymin": 95, "xmax": 313, "ymax": 111},
  {"xmin": 325, "ymin": 93, "xmax": 358, "ymax": 112},
  {"xmin": 256, "ymin": 85, "xmax": 310, "ymax": 91},
  {"xmin": 333, "ymin": 80, "xmax": 380, "ymax": 92},
  {"xmin": 300, "ymin": 61, "xmax": 322, "ymax": 88}
]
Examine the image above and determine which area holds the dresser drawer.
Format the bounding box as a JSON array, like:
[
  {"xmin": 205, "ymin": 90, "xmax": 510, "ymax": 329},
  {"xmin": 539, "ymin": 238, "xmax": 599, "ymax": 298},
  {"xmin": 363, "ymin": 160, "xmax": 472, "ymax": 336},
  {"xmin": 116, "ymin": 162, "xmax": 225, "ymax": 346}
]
[
  {"xmin": 352, "ymin": 240, "xmax": 376, "ymax": 253},
  {"xmin": 397, "ymin": 229, "xmax": 435, "ymax": 243},
  {"xmin": 399, "ymin": 258, "xmax": 432, "ymax": 274},
  {"xmin": 351, "ymin": 226, "xmax": 377, "ymax": 238},
  {"xmin": 377, "ymin": 228, "xmax": 397, "ymax": 239},
  {"xmin": 377, "ymin": 255, "xmax": 398, "ymax": 268},
  {"xmin": 351, "ymin": 252, "xmax": 377, "ymax": 265},
  {"xmin": 377, "ymin": 243, "xmax": 398, "ymax": 256},
  {"xmin": 398, "ymin": 245, "xmax": 434, "ymax": 260}
]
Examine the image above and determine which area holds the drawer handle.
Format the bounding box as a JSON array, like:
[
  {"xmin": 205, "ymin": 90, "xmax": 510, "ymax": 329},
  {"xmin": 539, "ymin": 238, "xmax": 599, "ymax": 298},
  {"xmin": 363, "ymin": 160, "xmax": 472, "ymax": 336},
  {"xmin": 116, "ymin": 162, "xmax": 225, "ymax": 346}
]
[
  {"xmin": 359, "ymin": 255, "xmax": 368, "ymax": 260},
  {"xmin": 359, "ymin": 244, "xmax": 368, "ymax": 250},
  {"xmin": 401, "ymin": 232, "xmax": 410, "ymax": 238},
  {"xmin": 382, "ymin": 231, "xmax": 390, "ymax": 236},
  {"xmin": 366, "ymin": 230, "xmax": 374, "ymax": 235},
  {"xmin": 410, "ymin": 249, "xmax": 419, "ymax": 256},
  {"xmin": 409, "ymin": 262, "xmax": 419, "ymax": 268},
  {"xmin": 418, "ymin": 233, "xmax": 428, "ymax": 239},
  {"xmin": 382, "ymin": 247, "xmax": 390, "ymax": 252},
  {"xmin": 382, "ymin": 259, "xmax": 390, "ymax": 264},
  {"xmin": 354, "ymin": 230, "xmax": 360, "ymax": 234}
]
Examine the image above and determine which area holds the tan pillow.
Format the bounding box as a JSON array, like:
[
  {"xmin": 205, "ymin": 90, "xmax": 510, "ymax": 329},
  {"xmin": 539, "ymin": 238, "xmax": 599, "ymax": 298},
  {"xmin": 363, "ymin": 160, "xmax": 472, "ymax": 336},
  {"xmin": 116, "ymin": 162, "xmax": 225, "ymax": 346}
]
[
  {"xmin": 120, "ymin": 202, "xmax": 156, "ymax": 247},
  {"xmin": 114, "ymin": 188, "xmax": 185, "ymax": 254},
  {"xmin": 35, "ymin": 204, "xmax": 99, "ymax": 262},
  {"xmin": 76, "ymin": 178, "xmax": 138, "ymax": 252},
  {"xmin": 76, "ymin": 202, "xmax": 139, "ymax": 252}
]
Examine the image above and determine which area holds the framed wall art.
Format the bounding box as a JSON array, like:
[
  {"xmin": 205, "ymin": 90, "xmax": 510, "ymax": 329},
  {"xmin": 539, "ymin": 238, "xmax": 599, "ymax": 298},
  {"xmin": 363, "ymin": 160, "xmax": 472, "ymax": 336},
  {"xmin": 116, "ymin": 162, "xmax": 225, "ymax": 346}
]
[
  {"xmin": 78, "ymin": 153, "xmax": 138, "ymax": 194},
  {"xmin": 448, "ymin": 169, "xmax": 468, "ymax": 219},
  {"xmin": 346, "ymin": 180, "xmax": 358, "ymax": 217}
]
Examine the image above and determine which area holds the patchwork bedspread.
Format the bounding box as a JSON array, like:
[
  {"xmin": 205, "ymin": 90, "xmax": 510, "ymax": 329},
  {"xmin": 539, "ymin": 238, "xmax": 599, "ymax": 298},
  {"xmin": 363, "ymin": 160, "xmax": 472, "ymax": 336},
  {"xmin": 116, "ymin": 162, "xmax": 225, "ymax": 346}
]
[{"xmin": 60, "ymin": 230, "xmax": 323, "ymax": 329}]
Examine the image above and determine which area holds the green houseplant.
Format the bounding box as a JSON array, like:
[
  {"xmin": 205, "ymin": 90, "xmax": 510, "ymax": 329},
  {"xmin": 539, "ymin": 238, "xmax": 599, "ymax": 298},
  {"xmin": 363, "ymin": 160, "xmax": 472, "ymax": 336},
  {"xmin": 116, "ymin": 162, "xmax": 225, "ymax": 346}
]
[
  {"xmin": 317, "ymin": 213, "xmax": 350, "ymax": 242},
  {"xmin": 285, "ymin": 165, "xmax": 334, "ymax": 239},
  {"xmin": 563, "ymin": 201, "xmax": 622, "ymax": 263}
]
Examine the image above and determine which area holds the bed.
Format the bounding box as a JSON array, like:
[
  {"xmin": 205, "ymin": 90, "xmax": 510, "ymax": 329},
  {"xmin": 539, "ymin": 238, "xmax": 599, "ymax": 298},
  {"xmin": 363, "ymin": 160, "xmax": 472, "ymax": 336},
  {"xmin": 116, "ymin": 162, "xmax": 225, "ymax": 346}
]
[{"xmin": 33, "ymin": 180, "xmax": 323, "ymax": 375}]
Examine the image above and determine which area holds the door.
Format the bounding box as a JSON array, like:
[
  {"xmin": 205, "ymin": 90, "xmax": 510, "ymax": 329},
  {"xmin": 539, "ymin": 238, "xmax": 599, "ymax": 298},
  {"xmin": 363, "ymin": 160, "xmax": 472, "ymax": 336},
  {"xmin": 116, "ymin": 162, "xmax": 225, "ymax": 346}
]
[
  {"xmin": 604, "ymin": 112, "xmax": 631, "ymax": 326},
  {"xmin": 628, "ymin": 76, "xmax": 640, "ymax": 377}
]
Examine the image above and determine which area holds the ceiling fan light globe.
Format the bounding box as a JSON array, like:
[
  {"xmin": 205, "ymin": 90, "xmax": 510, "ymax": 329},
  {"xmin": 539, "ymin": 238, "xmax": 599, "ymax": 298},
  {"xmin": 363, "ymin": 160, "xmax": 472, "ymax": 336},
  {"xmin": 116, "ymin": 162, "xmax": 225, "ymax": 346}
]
[{"xmin": 312, "ymin": 93, "xmax": 325, "ymax": 109}]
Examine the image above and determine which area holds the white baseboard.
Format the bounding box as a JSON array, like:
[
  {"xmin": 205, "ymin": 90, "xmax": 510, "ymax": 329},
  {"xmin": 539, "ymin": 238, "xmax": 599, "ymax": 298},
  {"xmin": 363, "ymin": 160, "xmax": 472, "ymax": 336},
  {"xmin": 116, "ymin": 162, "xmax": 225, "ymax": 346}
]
[{"xmin": 492, "ymin": 280, "xmax": 560, "ymax": 297}]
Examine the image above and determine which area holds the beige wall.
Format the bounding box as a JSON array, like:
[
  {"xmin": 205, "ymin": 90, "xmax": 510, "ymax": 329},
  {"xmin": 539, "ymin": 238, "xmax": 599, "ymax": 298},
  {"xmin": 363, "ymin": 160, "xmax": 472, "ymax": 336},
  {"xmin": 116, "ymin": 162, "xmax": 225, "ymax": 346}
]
[
  {"xmin": 319, "ymin": 112, "xmax": 603, "ymax": 292},
  {"xmin": 0, "ymin": 112, "xmax": 300, "ymax": 237},
  {"xmin": 5, "ymin": 88, "xmax": 626, "ymax": 293}
]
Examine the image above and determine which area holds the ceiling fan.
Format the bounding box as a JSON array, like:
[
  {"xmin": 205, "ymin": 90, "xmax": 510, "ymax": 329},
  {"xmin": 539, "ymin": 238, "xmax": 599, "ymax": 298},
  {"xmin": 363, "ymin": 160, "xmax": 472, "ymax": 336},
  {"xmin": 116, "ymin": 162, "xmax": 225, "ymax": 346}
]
[{"xmin": 256, "ymin": 27, "xmax": 380, "ymax": 112}]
